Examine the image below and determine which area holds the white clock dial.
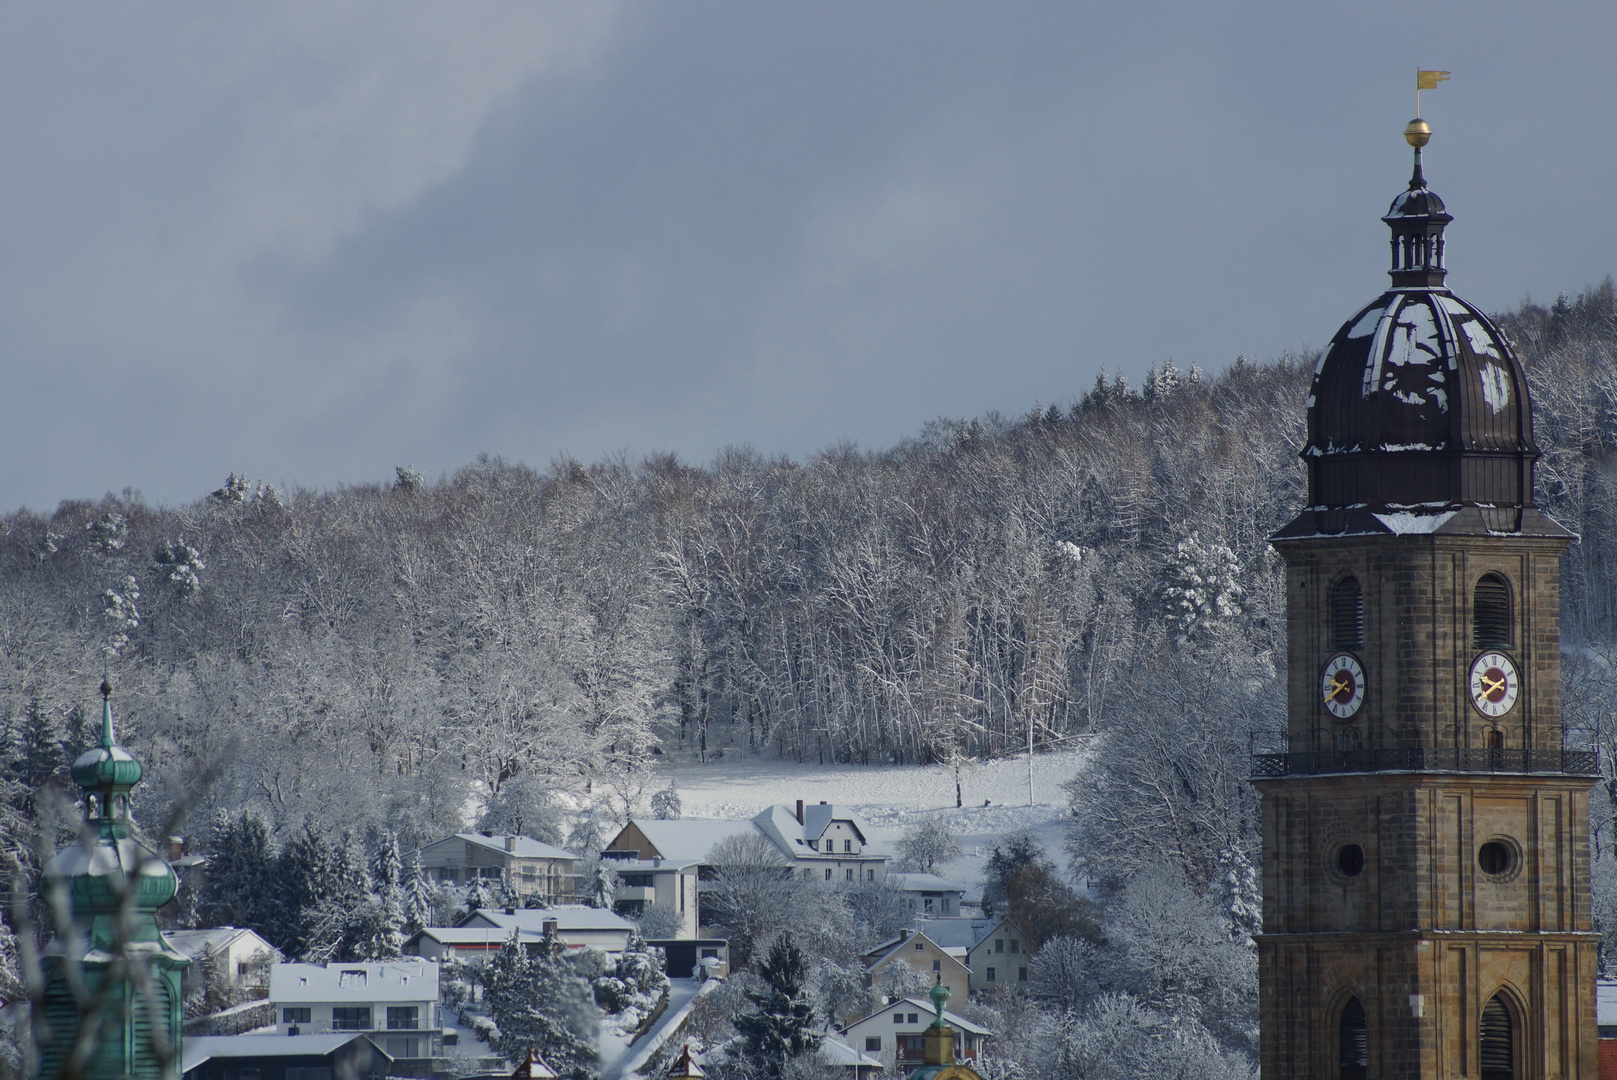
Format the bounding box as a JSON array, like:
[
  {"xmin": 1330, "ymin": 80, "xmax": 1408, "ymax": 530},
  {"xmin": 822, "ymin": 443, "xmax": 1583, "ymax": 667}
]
[
  {"xmin": 1321, "ymin": 653, "xmax": 1366, "ymax": 719},
  {"xmin": 1469, "ymin": 652, "xmax": 1520, "ymax": 717}
]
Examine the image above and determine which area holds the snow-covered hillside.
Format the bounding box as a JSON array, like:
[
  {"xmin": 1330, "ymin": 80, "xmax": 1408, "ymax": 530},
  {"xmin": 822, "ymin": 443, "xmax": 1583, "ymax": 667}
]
[{"xmin": 660, "ymin": 745, "xmax": 1092, "ymax": 897}]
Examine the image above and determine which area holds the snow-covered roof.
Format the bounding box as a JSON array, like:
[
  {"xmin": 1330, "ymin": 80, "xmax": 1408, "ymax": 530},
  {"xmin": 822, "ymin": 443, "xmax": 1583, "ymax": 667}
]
[
  {"xmin": 624, "ymin": 819, "xmax": 759, "ymax": 863},
  {"xmin": 597, "ymin": 855, "xmax": 699, "ymax": 871},
  {"xmin": 409, "ymin": 927, "xmax": 545, "ymax": 946},
  {"xmin": 885, "ymin": 873, "xmax": 965, "ymax": 894},
  {"xmin": 161, "ymin": 927, "xmax": 279, "ymax": 961},
  {"xmin": 842, "ymin": 998, "xmax": 993, "ymax": 1037},
  {"xmin": 461, "ymin": 905, "xmax": 634, "ymax": 933},
  {"xmin": 269, "ymin": 961, "xmax": 439, "ymax": 1004},
  {"xmin": 914, "ymin": 917, "xmax": 1002, "ymax": 951},
  {"xmin": 1598, "ymin": 979, "xmax": 1617, "ymax": 1025},
  {"xmin": 181, "ymin": 1033, "xmax": 390, "ymax": 1074},
  {"xmin": 451, "ymin": 833, "xmax": 577, "ymax": 861},
  {"xmin": 861, "ymin": 930, "xmax": 968, "ymax": 971},
  {"xmin": 818, "ymin": 1035, "xmax": 881, "ymax": 1068},
  {"xmin": 752, "ymin": 804, "xmax": 886, "ymax": 855}
]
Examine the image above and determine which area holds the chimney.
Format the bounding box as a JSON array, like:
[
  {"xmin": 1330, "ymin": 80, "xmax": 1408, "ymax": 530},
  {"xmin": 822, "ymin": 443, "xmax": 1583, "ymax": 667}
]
[
  {"xmin": 819, "ymin": 800, "xmax": 827, "ymax": 805},
  {"xmin": 505, "ymin": 907, "xmax": 516, "ymax": 916},
  {"xmin": 505, "ymin": 835, "xmax": 517, "ymax": 852},
  {"xmin": 167, "ymin": 836, "xmax": 185, "ymax": 861},
  {"xmin": 543, "ymin": 919, "xmax": 559, "ymax": 939},
  {"xmin": 796, "ymin": 800, "xmax": 804, "ymax": 824}
]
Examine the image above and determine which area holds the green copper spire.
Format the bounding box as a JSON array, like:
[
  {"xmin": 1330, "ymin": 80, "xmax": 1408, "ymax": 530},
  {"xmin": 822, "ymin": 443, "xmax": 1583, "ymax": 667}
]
[
  {"xmin": 929, "ymin": 974, "xmax": 950, "ymax": 1028},
  {"xmin": 36, "ymin": 676, "xmax": 187, "ymax": 1080}
]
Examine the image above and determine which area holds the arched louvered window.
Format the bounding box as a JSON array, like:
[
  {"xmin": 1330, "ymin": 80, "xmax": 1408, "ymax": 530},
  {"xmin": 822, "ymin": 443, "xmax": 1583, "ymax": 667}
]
[
  {"xmin": 1332, "ymin": 577, "xmax": 1364, "ymax": 650},
  {"xmin": 1480, "ymin": 993, "xmax": 1514, "ymax": 1080},
  {"xmin": 1338, "ymin": 997, "xmax": 1367, "ymax": 1080},
  {"xmin": 1473, "ymin": 574, "xmax": 1513, "ymax": 649}
]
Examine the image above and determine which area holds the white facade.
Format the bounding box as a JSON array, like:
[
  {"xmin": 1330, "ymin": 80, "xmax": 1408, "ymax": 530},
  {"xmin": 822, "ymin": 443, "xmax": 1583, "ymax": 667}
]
[
  {"xmin": 406, "ymin": 833, "xmax": 578, "ymax": 904},
  {"xmin": 841, "ymin": 997, "xmax": 992, "ymax": 1074},
  {"xmin": 268, "ymin": 961, "xmax": 442, "ymax": 1060}
]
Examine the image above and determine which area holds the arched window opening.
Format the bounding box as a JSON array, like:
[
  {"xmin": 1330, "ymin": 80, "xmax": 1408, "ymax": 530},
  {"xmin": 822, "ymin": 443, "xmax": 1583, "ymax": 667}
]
[
  {"xmin": 1338, "ymin": 998, "xmax": 1367, "ymax": 1080},
  {"xmin": 1332, "ymin": 577, "xmax": 1364, "ymax": 650},
  {"xmin": 1473, "ymin": 574, "xmax": 1513, "ymax": 649},
  {"xmin": 1480, "ymin": 993, "xmax": 1514, "ymax": 1080}
]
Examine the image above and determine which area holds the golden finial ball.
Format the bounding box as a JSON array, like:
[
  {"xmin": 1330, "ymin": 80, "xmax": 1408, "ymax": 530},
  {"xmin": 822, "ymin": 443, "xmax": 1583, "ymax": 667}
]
[{"xmin": 1404, "ymin": 118, "xmax": 1432, "ymax": 148}]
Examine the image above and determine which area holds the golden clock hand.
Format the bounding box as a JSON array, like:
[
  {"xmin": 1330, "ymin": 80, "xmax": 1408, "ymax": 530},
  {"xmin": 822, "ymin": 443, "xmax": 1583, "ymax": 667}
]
[
  {"xmin": 1325, "ymin": 676, "xmax": 1351, "ymax": 703},
  {"xmin": 1480, "ymin": 674, "xmax": 1505, "ymax": 696}
]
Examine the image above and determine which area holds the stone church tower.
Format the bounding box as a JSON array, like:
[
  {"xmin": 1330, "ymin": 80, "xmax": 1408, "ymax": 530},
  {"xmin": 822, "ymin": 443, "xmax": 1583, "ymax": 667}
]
[{"xmin": 1254, "ymin": 120, "xmax": 1600, "ymax": 1079}]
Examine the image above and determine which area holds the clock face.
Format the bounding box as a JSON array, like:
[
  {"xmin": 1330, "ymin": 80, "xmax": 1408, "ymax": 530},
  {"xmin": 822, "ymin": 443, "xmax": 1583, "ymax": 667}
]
[
  {"xmin": 1469, "ymin": 652, "xmax": 1520, "ymax": 717},
  {"xmin": 1321, "ymin": 653, "xmax": 1366, "ymax": 719}
]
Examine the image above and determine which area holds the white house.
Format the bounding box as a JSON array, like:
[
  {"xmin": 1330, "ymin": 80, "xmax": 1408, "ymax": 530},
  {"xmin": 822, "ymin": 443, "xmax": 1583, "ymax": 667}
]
[
  {"xmin": 915, "ymin": 916, "xmax": 1030, "ymax": 991},
  {"xmin": 601, "ymin": 800, "xmax": 890, "ymax": 935},
  {"xmin": 840, "ymin": 997, "xmax": 991, "ymax": 1074},
  {"xmin": 268, "ymin": 961, "xmax": 442, "ymax": 1060},
  {"xmin": 162, "ymin": 927, "xmax": 282, "ymax": 995},
  {"xmin": 405, "ymin": 833, "xmax": 579, "ymax": 904},
  {"xmin": 885, "ymin": 874, "xmax": 967, "ymax": 918}
]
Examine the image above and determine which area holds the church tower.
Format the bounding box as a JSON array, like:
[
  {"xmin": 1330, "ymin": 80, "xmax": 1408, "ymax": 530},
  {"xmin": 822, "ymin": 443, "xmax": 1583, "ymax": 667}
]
[
  {"xmin": 35, "ymin": 678, "xmax": 188, "ymax": 1080},
  {"xmin": 1254, "ymin": 119, "xmax": 1600, "ymax": 1078}
]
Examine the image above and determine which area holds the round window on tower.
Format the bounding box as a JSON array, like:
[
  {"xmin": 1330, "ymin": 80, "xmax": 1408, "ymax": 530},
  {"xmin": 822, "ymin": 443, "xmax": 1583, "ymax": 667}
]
[
  {"xmin": 1326, "ymin": 840, "xmax": 1368, "ymax": 882},
  {"xmin": 1477, "ymin": 837, "xmax": 1521, "ymax": 881}
]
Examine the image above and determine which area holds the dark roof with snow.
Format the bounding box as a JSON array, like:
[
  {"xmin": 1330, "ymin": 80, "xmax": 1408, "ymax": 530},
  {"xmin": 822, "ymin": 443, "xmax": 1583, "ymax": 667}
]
[{"xmin": 1280, "ymin": 143, "xmax": 1562, "ymax": 537}]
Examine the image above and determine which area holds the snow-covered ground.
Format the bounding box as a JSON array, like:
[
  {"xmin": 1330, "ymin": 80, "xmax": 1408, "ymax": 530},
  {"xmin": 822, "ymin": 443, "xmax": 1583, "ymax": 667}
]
[{"xmin": 658, "ymin": 744, "xmax": 1093, "ymax": 897}]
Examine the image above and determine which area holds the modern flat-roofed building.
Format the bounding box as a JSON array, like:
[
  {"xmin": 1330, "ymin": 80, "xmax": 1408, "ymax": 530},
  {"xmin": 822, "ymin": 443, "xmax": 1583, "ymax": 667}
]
[
  {"xmin": 405, "ymin": 833, "xmax": 578, "ymax": 904},
  {"xmin": 268, "ymin": 961, "xmax": 442, "ymax": 1060}
]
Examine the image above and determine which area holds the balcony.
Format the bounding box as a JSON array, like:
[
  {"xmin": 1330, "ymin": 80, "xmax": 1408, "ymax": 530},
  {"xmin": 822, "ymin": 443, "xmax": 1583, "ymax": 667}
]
[{"xmin": 1251, "ymin": 746, "xmax": 1599, "ymax": 779}]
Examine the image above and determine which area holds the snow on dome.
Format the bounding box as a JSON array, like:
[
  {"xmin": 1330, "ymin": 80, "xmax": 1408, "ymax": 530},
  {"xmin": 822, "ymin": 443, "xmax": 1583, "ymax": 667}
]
[{"xmin": 1303, "ymin": 288, "xmax": 1535, "ymax": 511}]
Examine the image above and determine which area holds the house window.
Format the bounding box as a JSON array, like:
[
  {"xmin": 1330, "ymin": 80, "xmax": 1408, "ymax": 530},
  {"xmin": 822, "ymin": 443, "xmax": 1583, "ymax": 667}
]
[
  {"xmin": 387, "ymin": 1006, "xmax": 420, "ymax": 1030},
  {"xmin": 866, "ymin": 1036, "xmax": 881, "ymax": 1051},
  {"xmin": 825, "ymin": 868, "xmax": 833, "ymax": 881},
  {"xmin": 899, "ymin": 1035, "xmax": 926, "ymax": 1059},
  {"xmin": 338, "ymin": 970, "xmax": 368, "ymax": 989},
  {"xmin": 846, "ymin": 869, "xmax": 854, "ymax": 882},
  {"xmin": 915, "ymin": 942, "xmax": 924, "ymax": 951},
  {"xmin": 386, "ymin": 1037, "xmax": 421, "ymax": 1059},
  {"xmin": 282, "ymin": 1008, "xmax": 311, "ymax": 1025},
  {"xmin": 924, "ymin": 898, "xmax": 935, "ymax": 913},
  {"xmin": 804, "ymin": 869, "xmax": 813, "ymax": 881},
  {"xmin": 986, "ymin": 967, "xmax": 996, "ymax": 982},
  {"xmin": 867, "ymin": 869, "xmax": 875, "ymax": 881},
  {"xmin": 285, "ymin": 1070, "xmax": 331, "ymax": 1080},
  {"xmin": 932, "ymin": 960, "xmax": 941, "ymax": 971},
  {"xmin": 908, "ymin": 1014, "xmax": 919, "ymax": 1024},
  {"xmin": 1009, "ymin": 940, "xmax": 1019, "ymax": 954},
  {"xmin": 332, "ymin": 1007, "xmax": 372, "ymax": 1031},
  {"xmin": 893, "ymin": 1013, "xmax": 904, "ymax": 1024},
  {"xmin": 437, "ymin": 868, "xmax": 457, "ymax": 883},
  {"xmin": 844, "ymin": 839, "xmax": 852, "ymax": 853},
  {"xmin": 994, "ymin": 939, "xmax": 1003, "ymax": 953},
  {"xmin": 1332, "ymin": 576, "xmax": 1364, "ymax": 649},
  {"xmin": 1474, "ymin": 574, "xmax": 1513, "ymax": 648},
  {"xmin": 1018, "ymin": 967, "xmax": 1028, "ymax": 982}
]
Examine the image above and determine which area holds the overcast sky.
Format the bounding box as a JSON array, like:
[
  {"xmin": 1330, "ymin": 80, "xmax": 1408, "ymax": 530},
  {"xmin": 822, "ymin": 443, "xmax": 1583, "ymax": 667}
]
[{"xmin": 0, "ymin": 1, "xmax": 1612, "ymax": 512}]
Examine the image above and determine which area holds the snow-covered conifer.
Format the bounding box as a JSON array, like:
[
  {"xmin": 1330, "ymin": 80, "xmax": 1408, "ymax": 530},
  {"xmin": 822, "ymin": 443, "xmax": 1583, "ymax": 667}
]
[{"xmin": 649, "ymin": 780, "xmax": 681, "ymax": 820}]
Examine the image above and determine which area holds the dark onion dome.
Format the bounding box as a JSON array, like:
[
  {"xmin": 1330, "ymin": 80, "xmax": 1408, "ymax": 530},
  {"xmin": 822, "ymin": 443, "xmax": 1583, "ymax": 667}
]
[{"xmin": 1292, "ymin": 126, "xmax": 1546, "ymax": 533}]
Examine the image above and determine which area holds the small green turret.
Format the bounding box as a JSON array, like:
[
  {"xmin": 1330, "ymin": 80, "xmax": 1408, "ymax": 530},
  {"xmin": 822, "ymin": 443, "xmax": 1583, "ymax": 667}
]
[{"xmin": 35, "ymin": 677, "xmax": 188, "ymax": 1080}]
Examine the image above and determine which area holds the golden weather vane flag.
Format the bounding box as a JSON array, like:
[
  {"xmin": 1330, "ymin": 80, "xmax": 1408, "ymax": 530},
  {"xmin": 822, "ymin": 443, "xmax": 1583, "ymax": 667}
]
[{"xmin": 1416, "ymin": 69, "xmax": 1450, "ymax": 117}]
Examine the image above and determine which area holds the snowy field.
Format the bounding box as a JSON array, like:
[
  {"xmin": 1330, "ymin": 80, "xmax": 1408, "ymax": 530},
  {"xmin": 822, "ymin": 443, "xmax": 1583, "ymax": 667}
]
[{"xmin": 657, "ymin": 744, "xmax": 1094, "ymax": 898}]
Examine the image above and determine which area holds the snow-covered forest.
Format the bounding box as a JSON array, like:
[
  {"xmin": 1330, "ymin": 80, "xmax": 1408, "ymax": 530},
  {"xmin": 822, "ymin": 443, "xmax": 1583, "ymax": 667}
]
[{"xmin": 3, "ymin": 282, "xmax": 1617, "ymax": 1077}]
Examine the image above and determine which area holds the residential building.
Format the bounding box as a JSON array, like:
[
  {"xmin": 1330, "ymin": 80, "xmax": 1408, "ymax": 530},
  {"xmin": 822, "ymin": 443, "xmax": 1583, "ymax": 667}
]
[
  {"xmin": 840, "ymin": 995, "xmax": 991, "ymax": 1075},
  {"xmin": 405, "ymin": 905, "xmax": 637, "ymax": 960},
  {"xmin": 914, "ymin": 916, "xmax": 1029, "ymax": 991},
  {"xmin": 601, "ymin": 800, "xmax": 890, "ymax": 935},
  {"xmin": 181, "ymin": 1033, "xmax": 391, "ymax": 1080},
  {"xmin": 459, "ymin": 905, "xmax": 636, "ymax": 953},
  {"xmin": 861, "ymin": 930, "xmax": 970, "ymax": 1005},
  {"xmin": 268, "ymin": 961, "xmax": 442, "ymax": 1060},
  {"xmin": 163, "ymin": 927, "xmax": 283, "ymax": 997},
  {"xmin": 406, "ymin": 833, "xmax": 578, "ymax": 904},
  {"xmin": 886, "ymin": 873, "xmax": 966, "ymax": 918},
  {"xmin": 816, "ymin": 1035, "xmax": 884, "ymax": 1079}
]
